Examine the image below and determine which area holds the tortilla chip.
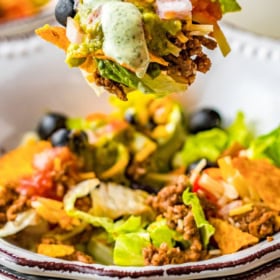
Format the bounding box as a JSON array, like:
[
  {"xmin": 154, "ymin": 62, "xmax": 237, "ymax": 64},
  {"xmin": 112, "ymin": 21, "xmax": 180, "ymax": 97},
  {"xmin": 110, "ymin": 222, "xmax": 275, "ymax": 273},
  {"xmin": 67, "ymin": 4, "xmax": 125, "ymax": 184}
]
[
  {"xmin": 37, "ymin": 244, "xmax": 75, "ymax": 258},
  {"xmin": 149, "ymin": 52, "xmax": 169, "ymax": 66},
  {"xmin": 210, "ymin": 218, "xmax": 259, "ymax": 254},
  {"xmin": 232, "ymin": 157, "xmax": 280, "ymax": 211},
  {"xmin": 79, "ymin": 56, "xmax": 96, "ymax": 73},
  {"xmin": 0, "ymin": 141, "xmax": 51, "ymax": 187},
  {"xmin": 35, "ymin": 24, "xmax": 70, "ymax": 51}
]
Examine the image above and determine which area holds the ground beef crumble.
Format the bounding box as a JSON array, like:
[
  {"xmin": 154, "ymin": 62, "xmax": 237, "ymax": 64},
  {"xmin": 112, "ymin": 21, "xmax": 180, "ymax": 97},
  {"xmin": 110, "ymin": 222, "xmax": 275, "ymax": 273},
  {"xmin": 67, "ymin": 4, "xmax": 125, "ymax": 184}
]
[
  {"xmin": 93, "ymin": 27, "xmax": 217, "ymax": 100},
  {"xmin": 145, "ymin": 180, "xmax": 204, "ymax": 265},
  {"xmin": 0, "ymin": 186, "xmax": 30, "ymax": 226},
  {"xmin": 93, "ymin": 71, "xmax": 128, "ymax": 101},
  {"xmin": 164, "ymin": 34, "xmax": 216, "ymax": 86},
  {"xmin": 228, "ymin": 204, "xmax": 280, "ymax": 239}
]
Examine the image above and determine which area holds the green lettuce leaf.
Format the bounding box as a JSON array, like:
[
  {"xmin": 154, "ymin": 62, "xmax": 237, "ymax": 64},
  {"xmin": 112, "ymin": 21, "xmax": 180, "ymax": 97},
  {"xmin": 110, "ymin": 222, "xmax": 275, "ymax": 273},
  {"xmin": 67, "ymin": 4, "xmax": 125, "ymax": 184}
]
[
  {"xmin": 182, "ymin": 189, "xmax": 215, "ymax": 248},
  {"xmin": 248, "ymin": 126, "xmax": 280, "ymax": 167},
  {"xmin": 97, "ymin": 59, "xmax": 187, "ymax": 95},
  {"xmin": 147, "ymin": 219, "xmax": 176, "ymax": 248},
  {"xmin": 173, "ymin": 112, "xmax": 252, "ymax": 168},
  {"xmin": 141, "ymin": 73, "xmax": 187, "ymax": 95},
  {"xmin": 226, "ymin": 111, "xmax": 254, "ymax": 148},
  {"xmin": 113, "ymin": 232, "xmax": 150, "ymax": 266},
  {"xmin": 0, "ymin": 209, "xmax": 38, "ymax": 237},
  {"xmin": 87, "ymin": 231, "xmax": 114, "ymax": 265},
  {"xmin": 173, "ymin": 128, "xmax": 228, "ymax": 168},
  {"xmin": 217, "ymin": 0, "xmax": 241, "ymax": 14},
  {"xmin": 63, "ymin": 179, "xmax": 114, "ymax": 232},
  {"xmin": 96, "ymin": 59, "xmax": 151, "ymax": 92}
]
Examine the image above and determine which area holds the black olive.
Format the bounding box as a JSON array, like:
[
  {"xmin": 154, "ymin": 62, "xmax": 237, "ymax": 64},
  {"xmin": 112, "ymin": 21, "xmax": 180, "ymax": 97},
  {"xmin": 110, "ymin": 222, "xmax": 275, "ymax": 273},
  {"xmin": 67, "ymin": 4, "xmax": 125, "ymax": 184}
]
[
  {"xmin": 124, "ymin": 109, "xmax": 137, "ymax": 125},
  {"xmin": 67, "ymin": 130, "xmax": 88, "ymax": 153},
  {"xmin": 37, "ymin": 112, "xmax": 67, "ymax": 140},
  {"xmin": 130, "ymin": 182, "xmax": 158, "ymax": 194},
  {"xmin": 50, "ymin": 128, "xmax": 71, "ymax": 147},
  {"xmin": 188, "ymin": 108, "xmax": 222, "ymax": 133},
  {"xmin": 186, "ymin": 159, "xmax": 217, "ymax": 174},
  {"xmin": 55, "ymin": 0, "xmax": 76, "ymax": 27}
]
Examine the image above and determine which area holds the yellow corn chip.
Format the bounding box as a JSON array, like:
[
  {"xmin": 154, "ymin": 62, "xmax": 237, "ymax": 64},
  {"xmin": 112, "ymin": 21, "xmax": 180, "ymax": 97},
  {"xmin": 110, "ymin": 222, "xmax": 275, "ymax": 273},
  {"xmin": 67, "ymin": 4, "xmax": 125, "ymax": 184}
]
[
  {"xmin": 210, "ymin": 218, "xmax": 259, "ymax": 254},
  {"xmin": 35, "ymin": 24, "xmax": 70, "ymax": 51},
  {"xmin": 37, "ymin": 244, "xmax": 75, "ymax": 258},
  {"xmin": 79, "ymin": 56, "xmax": 96, "ymax": 73},
  {"xmin": 0, "ymin": 141, "xmax": 51, "ymax": 187},
  {"xmin": 31, "ymin": 197, "xmax": 80, "ymax": 230},
  {"xmin": 232, "ymin": 157, "xmax": 280, "ymax": 211}
]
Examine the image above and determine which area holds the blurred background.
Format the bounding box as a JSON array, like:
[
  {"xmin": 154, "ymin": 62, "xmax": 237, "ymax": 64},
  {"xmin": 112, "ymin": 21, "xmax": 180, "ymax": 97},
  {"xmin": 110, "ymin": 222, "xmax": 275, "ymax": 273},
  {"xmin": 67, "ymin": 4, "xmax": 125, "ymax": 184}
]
[
  {"xmin": 0, "ymin": 0, "xmax": 280, "ymax": 150},
  {"xmin": 223, "ymin": 0, "xmax": 280, "ymax": 39}
]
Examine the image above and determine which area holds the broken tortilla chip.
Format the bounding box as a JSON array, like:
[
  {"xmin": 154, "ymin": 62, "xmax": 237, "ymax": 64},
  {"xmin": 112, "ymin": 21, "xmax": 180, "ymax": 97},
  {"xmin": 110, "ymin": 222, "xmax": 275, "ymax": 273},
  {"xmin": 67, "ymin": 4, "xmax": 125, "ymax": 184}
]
[
  {"xmin": 210, "ymin": 218, "xmax": 259, "ymax": 254},
  {"xmin": 37, "ymin": 244, "xmax": 75, "ymax": 258},
  {"xmin": 0, "ymin": 141, "xmax": 51, "ymax": 187},
  {"xmin": 35, "ymin": 24, "xmax": 70, "ymax": 51},
  {"xmin": 232, "ymin": 157, "xmax": 280, "ymax": 211}
]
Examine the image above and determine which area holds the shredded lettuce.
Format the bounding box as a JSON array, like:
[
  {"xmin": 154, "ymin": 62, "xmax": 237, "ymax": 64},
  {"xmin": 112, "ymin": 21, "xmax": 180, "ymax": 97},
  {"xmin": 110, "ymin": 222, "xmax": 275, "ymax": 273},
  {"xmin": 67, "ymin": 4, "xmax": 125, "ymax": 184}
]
[
  {"xmin": 147, "ymin": 219, "xmax": 177, "ymax": 248},
  {"xmin": 63, "ymin": 179, "xmax": 114, "ymax": 231},
  {"xmin": 97, "ymin": 59, "xmax": 187, "ymax": 95},
  {"xmin": 173, "ymin": 128, "xmax": 228, "ymax": 168},
  {"xmin": 182, "ymin": 189, "xmax": 215, "ymax": 248},
  {"xmin": 141, "ymin": 73, "xmax": 187, "ymax": 95},
  {"xmin": 87, "ymin": 232, "xmax": 114, "ymax": 265},
  {"xmin": 114, "ymin": 231, "xmax": 150, "ymax": 266},
  {"xmin": 173, "ymin": 112, "xmax": 252, "ymax": 168},
  {"xmin": 90, "ymin": 182, "xmax": 154, "ymax": 220},
  {"xmin": 0, "ymin": 209, "xmax": 38, "ymax": 237},
  {"xmin": 96, "ymin": 59, "xmax": 151, "ymax": 93},
  {"xmin": 226, "ymin": 111, "xmax": 254, "ymax": 148},
  {"xmin": 248, "ymin": 126, "xmax": 280, "ymax": 167}
]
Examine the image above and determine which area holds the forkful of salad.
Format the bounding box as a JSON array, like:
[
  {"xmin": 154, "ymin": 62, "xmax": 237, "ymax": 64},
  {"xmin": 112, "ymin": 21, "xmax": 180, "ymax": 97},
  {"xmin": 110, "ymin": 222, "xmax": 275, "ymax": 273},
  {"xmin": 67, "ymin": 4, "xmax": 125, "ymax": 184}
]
[{"xmin": 36, "ymin": 0, "xmax": 241, "ymax": 100}]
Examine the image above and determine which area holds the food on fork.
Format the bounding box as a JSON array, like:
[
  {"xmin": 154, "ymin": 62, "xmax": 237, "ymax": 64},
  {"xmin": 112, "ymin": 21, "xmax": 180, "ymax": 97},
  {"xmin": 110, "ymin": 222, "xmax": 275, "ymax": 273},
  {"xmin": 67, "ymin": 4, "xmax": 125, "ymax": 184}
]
[{"xmin": 36, "ymin": 0, "xmax": 241, "ymax": 100}]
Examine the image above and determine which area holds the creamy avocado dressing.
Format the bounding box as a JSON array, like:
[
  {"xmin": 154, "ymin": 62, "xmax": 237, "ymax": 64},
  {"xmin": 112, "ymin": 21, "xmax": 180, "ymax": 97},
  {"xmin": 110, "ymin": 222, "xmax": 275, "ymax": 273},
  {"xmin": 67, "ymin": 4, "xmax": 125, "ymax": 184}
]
[{"xmin": 100, "ymin": 2, "xmax": 150, "ymax": 78}]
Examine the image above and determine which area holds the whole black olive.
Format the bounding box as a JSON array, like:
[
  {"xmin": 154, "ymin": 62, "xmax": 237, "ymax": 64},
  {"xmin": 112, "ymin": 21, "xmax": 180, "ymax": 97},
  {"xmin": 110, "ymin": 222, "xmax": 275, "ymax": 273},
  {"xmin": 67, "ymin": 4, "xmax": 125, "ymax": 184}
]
[
  {"xmin": 188, "ymin": 108, "xmax": 222, "ymax": 133},
  {"xmin": 37, "ymin": 112, "xmax": 68, "ymax": 140},
  {"xmin": 50, "ymin": 128, "xmax": 71, "ymax": 147},
  {"xmin": 55, "ymin": 0, "xmax": 76, "ymax": 27},
  {"xmin": 186, "ymin": 159, "xmax": 217, "ymax": 174}
]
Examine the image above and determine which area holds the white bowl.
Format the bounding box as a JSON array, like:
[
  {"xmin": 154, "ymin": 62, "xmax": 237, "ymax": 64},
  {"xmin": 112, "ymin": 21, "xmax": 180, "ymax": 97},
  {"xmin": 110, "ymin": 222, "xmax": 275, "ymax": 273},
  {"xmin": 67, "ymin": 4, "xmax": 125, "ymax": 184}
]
[
  {"xmin": 0, "ymin": 0, "xmax": 56, "ymax": 57},
  {"xmin": 0, "ymin": 8, "xmax": 280, "ymax": 280},
  {"xmin": 222, "ymin": 0, "xmax": 280, "ymax": 39}
]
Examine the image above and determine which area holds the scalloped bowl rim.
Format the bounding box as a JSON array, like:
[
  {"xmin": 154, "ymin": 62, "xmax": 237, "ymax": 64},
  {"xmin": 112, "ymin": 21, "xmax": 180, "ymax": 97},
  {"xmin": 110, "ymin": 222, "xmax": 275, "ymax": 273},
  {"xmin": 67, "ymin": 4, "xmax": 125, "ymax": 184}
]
[{"xmin": 0, "ymin": 232, "xmax": 279, "ymax": 279}]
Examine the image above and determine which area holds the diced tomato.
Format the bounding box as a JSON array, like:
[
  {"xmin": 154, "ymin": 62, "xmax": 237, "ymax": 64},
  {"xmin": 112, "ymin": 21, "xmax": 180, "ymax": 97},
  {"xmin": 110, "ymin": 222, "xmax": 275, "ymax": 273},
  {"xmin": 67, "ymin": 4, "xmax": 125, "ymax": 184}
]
[
  {"xmin": 18, "ymin": 170, "xmax": 54, "ymax": 198},
  {"xmin": 191, "ymin": 0, "xmax": 222, "ymax": 23},
  {"xmin": 192, "ymin": 175, "xmax": 218, "ymax": 204},
  {"xmin": 17, "ymin": 147, "xmax": 77, "ymax": 199},
  {"xmin": 192, "ymin": 175, "xmax": 202, "ymax": 193}
]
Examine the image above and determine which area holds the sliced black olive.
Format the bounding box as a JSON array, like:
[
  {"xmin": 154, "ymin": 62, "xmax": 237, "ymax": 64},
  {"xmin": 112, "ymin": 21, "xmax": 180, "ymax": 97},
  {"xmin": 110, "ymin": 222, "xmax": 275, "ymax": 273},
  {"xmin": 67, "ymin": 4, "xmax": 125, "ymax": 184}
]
[
  {"xmin": 124, "ymin": 109, "xmax": 137, "ymax": 125},
  {"xmin": 55, "ymin": 0, "xmax": 76, "ymax": 27},
  {"xmin": 37, "ymin": 112, "xmax": 67, "ymax": 140},
  {"xmin": 68, "ymin": 130, "xmax": 88, "ymax": 152},
  {"xmin": 50, "ymin": 128, "xmax": 71, "ymax": 147},
  {"xmin": 188, "ymin": 108, "xmax": 222, "ymax": 133},
  {"xmin": 186, "ymin": 159, "xmax": 217, "ymax": 174}
]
